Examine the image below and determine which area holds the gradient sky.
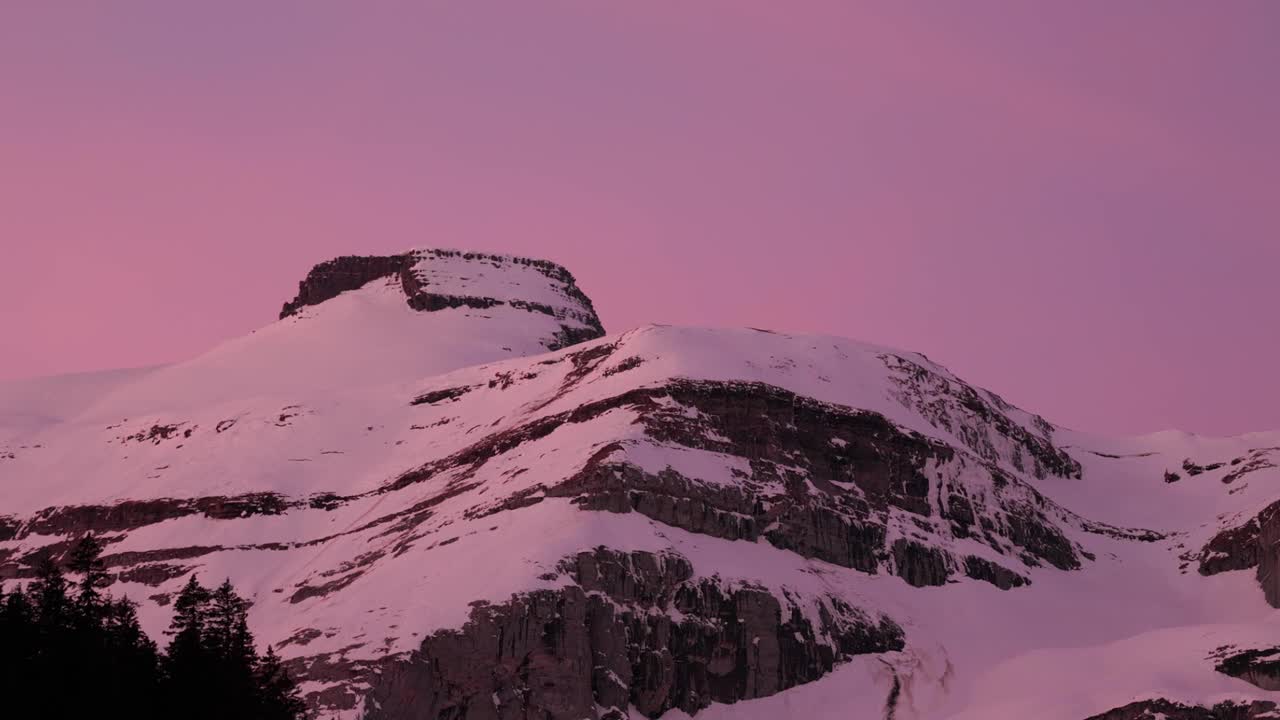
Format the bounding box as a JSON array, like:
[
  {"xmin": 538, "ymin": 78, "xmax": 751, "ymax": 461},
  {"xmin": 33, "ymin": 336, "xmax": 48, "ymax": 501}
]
[{"xmin": 2, "ymin": 2, "xmax": 1277, "ymax": 436}]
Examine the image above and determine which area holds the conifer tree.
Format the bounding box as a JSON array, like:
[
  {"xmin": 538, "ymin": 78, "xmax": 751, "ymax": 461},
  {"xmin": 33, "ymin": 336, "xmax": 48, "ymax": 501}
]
[
  {"xmin": 208, "ymin": 578, "xmax": 260, "ymax": 716},
  {"xmin": 208, "ymin": 578, "xmax": 254, "ymax": 659},
  {"xmin": 105, "ymin": 596, "xmax": 162, "ymax": 719},
  {"xmin": 67, "ymin": 533, "xmax": 109, "ymax": 617},
  {"xmin": 29, "ymin": 553, "xmax": 70, "ymax": 627},
  {"xmin": 257, "ymin": 645, "xmax": 308, "ymax": 720},
  {"xmin": 165, "ymin": 574, "xmax": 214, "ymax": 719},
  {"xmin": 167, "ymin": 574, "xmax": 211, "ymax": 650}
]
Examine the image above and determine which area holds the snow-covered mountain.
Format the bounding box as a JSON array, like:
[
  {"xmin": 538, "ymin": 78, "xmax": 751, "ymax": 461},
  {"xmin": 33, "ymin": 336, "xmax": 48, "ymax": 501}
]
[{"xmin": 3, "ymin": 249, "xmax": 1279, "ymax": 720}]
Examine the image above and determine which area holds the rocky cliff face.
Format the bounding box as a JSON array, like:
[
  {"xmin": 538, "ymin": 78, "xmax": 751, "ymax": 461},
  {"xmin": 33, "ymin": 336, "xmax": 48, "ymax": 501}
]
[
  {"xmin": 363, "ymin": 548, "xmax": 902, "ymax": 720},
  {"xmin": 544, "ymin": 376, "xmax": 1082, "ymax": 589},
  {"xmin": 1197, "ymin": 461, "xmax": 1280, "ymax": 608},
  {"xmin": 279, "ymin": 254, "xmax": 414, "ymax": 319},
  {"xmin": 278, "ymin": 249, "xmax": 605, "ymax": 351}
]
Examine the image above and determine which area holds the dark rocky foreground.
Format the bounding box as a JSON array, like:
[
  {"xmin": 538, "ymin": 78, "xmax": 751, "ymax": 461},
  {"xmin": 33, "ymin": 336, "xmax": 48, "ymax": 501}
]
[{"xmin": 361, "ymin": 548, "xmax": 902, "ymax": 720}]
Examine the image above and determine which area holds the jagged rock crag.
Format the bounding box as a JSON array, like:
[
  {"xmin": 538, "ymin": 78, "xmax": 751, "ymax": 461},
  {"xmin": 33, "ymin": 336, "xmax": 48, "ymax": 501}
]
[{"xmin": 363, "ymin": 549, "xmax": 903, "ymax": 720}]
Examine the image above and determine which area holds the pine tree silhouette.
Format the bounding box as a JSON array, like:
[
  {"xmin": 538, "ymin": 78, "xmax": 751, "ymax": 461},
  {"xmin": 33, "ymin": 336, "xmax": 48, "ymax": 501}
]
[
  {"xmin": 1, "ymin": 566, "xmax": 307, "ymax": 719},
  {"xmin": 30, "ymin": 553, "xmax": 71, "ymax": 628},
  {"xmin": 67, "ymin": 534, "xmax": 109, "ymax": 617},
  {"xmin": 105, "ymin": 595, "xmax": 162, "ymax": 720},
  {"xmin": 257, "ymin": 645, "xmax": 309, "ymax": 720},
  {"xmin": 165, "ymin": 574, "xmax": 216, "ymax": 719},
  {"xmin": 208, "ymin": 579, "xmax": 260, "ymax": 716}
]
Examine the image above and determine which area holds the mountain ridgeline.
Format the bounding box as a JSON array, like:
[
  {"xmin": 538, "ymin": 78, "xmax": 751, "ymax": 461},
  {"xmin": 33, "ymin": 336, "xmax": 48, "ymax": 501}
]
[{"xmin": 1, "ymin": 248, "xmax": 1278, "ymax": 719}]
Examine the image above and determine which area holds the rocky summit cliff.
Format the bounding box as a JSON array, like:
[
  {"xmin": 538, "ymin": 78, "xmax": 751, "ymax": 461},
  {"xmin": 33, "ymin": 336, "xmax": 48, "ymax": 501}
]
[
  {"xmin": 277, "ymin": 249, "xmax": 604, "ymax": 350},
  {"xmin": 2, "ymin": 250, "xmax": 1280, "ymax": 720}
]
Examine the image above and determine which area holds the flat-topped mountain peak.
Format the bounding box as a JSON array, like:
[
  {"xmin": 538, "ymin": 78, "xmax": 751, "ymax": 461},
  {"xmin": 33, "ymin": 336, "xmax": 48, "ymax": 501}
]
[{"xmin": 279, "ymin": 248, "xmax": 604, "ymax": 351}]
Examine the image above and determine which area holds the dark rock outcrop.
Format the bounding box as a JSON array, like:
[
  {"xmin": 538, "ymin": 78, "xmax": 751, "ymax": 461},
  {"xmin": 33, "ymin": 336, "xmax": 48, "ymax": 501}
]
[
  {"xmin": 1169, "ymin": 450, "xmax": 1277, "ymax": 486},
  {"xmin": 1259, "ymin": 507, "xmax": 1280, "ymax": 608},
  {"xmin": 361, "ymin": 548, "xmax": 903, "ymax": 720},
  {"xmin": 891, "ymin": 539, "xmax": 950, "ymax": 587},
  {"xmin": 1183, "ymin": 459, "xmax": 1226, "ymax": 477},
  {"xmin": 1223, "ymin": 449, "xmax": 1278, "ymax": 485},
  {"xmin": 1198, "ymin": 499, "xmax": 1280, "ymax": 607},
  {"xmin": 1214, "ymin": 646, "xmax": 1280, "ymax": 691},
  {"xmin": 0, "ymin": 515, "xmax": 19, "ymax": 541},
  {"xmin": 410, "ymin": 384, "xmax": 477, "ymax": 406},
  {"xmin": 0, "ymin": 492, "xmax": 346, "ymax": 582},
  {"xmin": 14, "ymin": 492, "xmax": 291, "ymax": 539},
  {"xmin": 280, "ymin": 254, "xmax": 413, "ymax": 319},
  {"xmin": 1085, "ymin": 699, "xmax": 1279, "ymax": 719},
  {"xmin": 961, "ymin": 554, "xmax": 1029, "ymax": 589},
  {"xmin": 1199, "ymin": 513, "xmax": 1263, "ymax": 576}
]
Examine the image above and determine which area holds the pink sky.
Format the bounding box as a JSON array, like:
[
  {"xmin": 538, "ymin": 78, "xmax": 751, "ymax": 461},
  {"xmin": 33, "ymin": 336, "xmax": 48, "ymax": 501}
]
[{"xmin": 2, "ymin": 2, "xmax": 1277, "ymax": 436}]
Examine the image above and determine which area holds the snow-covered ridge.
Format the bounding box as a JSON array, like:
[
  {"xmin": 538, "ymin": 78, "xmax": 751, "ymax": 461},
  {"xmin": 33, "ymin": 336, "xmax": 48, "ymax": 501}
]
[{"xmin": 0, "ymin": 250, "xmax": 607, "ymax": 429}]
